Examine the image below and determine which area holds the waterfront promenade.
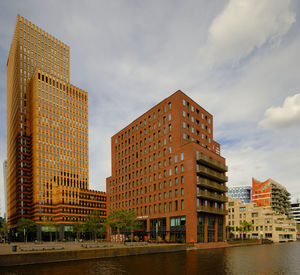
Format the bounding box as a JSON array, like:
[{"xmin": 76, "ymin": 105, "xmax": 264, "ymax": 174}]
[
  {"xmin": 0, "ymin": 239, "xmax": 264, "ymax": 267},
  {"xmin": 0, "ymin": 241, "xmax": 188, "ymax": 267}
]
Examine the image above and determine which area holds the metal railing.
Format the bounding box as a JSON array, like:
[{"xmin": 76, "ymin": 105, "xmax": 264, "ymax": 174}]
[
  {"xmin": 196, "ymin": 152, "xmax": 228, "ymax": 172},
  {"xmin": 197, "ymin": 205, "xmax": 228, "ymax": 215},
  {"xmin": 197, "ymin": 190, "xmax": 228, "ymax": 202},
  {"xmin": 197, "ymin": 165, "xmax": 228, "ymax": 183},
  {"xmin": 197, "ymin": 178, "xmax": 228, "ymax": 192}
]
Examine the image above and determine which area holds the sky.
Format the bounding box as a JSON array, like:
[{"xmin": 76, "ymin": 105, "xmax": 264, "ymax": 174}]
[{"xmin": 0, "ymin": 0, "xmax": 300, "ymax": 215}]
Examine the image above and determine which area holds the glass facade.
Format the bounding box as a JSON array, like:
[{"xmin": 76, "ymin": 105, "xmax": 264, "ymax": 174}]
[{"xmin": 228, "ymin": 186, "xmax": 252, "ymax": 203}]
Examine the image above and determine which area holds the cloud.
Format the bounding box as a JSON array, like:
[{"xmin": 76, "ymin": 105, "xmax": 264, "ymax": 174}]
[
  {"xmin": 225, "ymin": 140, "xmax": 300, "ymax": 199},
  {"xmin": 1, "ymin": 0, "xmax": 300, "ymax": 206},
  {"xmin": 200, "ymin": 0, "xmax": 296, "ymax": 66},
  {"xmin": 259, "ymin": 93, "xmax": 300, "ymax": 129}
]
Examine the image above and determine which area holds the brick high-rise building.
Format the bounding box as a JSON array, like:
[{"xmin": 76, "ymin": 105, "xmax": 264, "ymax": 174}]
[
  {"xmin": 106, "ymin": 91, "xmax": 228, "ymax": 244},
  {"xmin": 252, "ymin": 178, "xmax": 290, "ymax": 216},
  {"xmin": 6, "ymin": 15, "xmax": 106, "ymax": 240}
]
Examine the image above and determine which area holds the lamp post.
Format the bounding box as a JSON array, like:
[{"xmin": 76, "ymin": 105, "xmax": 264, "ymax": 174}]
[{"xmin": 156, "ymin": 223, "xmax": 158, "ymax": 243}]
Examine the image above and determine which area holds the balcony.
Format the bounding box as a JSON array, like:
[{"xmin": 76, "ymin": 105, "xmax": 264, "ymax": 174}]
[
  {"xmin": 197, "ymin": 205, "xmax": 228, "ymax": 215},
  {"xmin": 196, "ymin": 152, "xmax": 228, "ymax": 172},
  {"xmin": 197, "ymin": 178, "xmax": 228, "ymax": 193},
  {"xmin": 197, "ymin": 190, "xmax": 228, "ymax": 203},
  {"xmin": 197, "ymin": 165, "xmax": 228, "ymax": 183}
]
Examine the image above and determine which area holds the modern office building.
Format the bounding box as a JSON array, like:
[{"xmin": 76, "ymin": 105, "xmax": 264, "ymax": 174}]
[
  {"xmin": 252, "ymin": 178, "xmax": 290, "ymax": 216},
  {"xmin": 106, "ymin": 90, "xmax": 228, "ymax": 244},
  {"xmin": 290, "ymin": 202, "xmax": 300, "ymax": 225},
  {"xmin": 3, "ymin": 160, "xmax": 7, "ymax": 220},
  {"xmin": 228, "ymin": 185, "xmax": 252, "ymax": 203},
  {"xmin": 6, "ymin": 15, "xmax": 106, "ymax": 239},
  {"xmin": 227, "ymin": 198, "xmax": 297, "ymax": 243}
]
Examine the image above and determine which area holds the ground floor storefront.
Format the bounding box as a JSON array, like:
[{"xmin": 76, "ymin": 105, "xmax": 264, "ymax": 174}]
[{"xmin": 110, "ymin": 213, "xmax": 226, "ymax": 244}]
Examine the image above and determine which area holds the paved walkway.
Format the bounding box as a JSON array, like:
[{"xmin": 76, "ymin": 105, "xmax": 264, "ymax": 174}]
[{"xmin": 0, "ymin": 241, "xmax": 162, "ymax": 255}]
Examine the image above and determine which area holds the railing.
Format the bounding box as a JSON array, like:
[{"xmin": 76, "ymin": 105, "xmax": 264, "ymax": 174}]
[
  {"xmin": 196, "ymin": 152, "xmax": 228, "ymax": 172},
  {"xmin": 197, "ymin": 190, "xmax": 228, "ymax": 203},
  {"xmin": 197, "ymin": 178, "xmax": 228, "ymax": 192},
  {"xmin": 197, "ymin": 165, "xmax": 228, "ymax": 183},
  {"xmin": 197, "ymin": 205, "xmax": 228, "ymax": 215}
]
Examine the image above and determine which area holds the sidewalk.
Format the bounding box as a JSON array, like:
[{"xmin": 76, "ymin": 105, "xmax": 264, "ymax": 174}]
[{"xmin": 0, "ymin": 241, "xmax": 160, "ymax": 255}]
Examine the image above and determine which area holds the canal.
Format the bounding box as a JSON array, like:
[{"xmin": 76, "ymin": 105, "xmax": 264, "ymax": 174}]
[{"xmin": 1, "ymin": 242, "xmax": 300, "ymax": 274}]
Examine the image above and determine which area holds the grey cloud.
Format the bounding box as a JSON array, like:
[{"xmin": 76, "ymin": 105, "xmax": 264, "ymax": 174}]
[
  {"xmin": 0, "ymin": 0, "xmax": 300, "ymax": 204},
  {"xmin": 199, "ymin": 0, "xmax": 296, "ymax": 67}
]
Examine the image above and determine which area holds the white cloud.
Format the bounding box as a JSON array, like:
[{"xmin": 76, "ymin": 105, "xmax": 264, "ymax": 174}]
[
  {"xmin": 225, "ymin": 142, "xmax": 300, "ymax": 200},
  {"xmin": 259, "ymin": 93, "xmax": 300, "ymax": 129},
  {"xmin": 200, "ymin": 0, "xmax": 296, "ymax": 66}
]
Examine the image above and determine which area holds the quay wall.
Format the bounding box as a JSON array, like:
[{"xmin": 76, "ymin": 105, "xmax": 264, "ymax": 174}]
[{"xmin": 0, "ymin": 244, "xmax": 187, "ymax": 267}]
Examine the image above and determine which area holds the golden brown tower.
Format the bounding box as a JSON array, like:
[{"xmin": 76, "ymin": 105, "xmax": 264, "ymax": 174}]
[{"xmin": 7, "ymin": 15, "xmax": 106, "ymax": 239}]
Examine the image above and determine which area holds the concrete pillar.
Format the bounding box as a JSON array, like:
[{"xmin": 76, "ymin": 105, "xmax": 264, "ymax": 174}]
[
  {"xmin": 146, "ymin": 218, "xmax": 150, "ymax": 238},
  {"xmin": 204, "ymin": 215, "xmax": 208, "ymax": 243},
  {"xmin": 59, "ymin": 224, "xmax": 64, "ymax": 241},
  {"xmin": 166, "ymin": 216, "xmax": 171, "ymax": 240},
  {"xmin": 223, "ymin": 216, "xmax": 226, "ymax": 242},
  {"xmin": 215, "ymin": 216, "xmax": 218, "ymax": 242},
  {"xmin": 186, "ymin": 213, "xmax": 197, "ymax": 243},
  {"xmin": 37, "ymin": 224, "xmax": 42, "ymax": 242}
]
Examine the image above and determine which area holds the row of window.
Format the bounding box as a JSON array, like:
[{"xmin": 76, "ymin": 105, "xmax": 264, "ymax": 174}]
[
  {"xmin": 20, "ymin": 20, "xmax": 68, "ymax": 64},
  {"xmin": 115, "ymin": 102, "xmax": 172, "ymax": 145},
  {"xmin": 111, "ymin": 187, "xmax": 185, "ymax": 204},
  {"xmin": 111, "ymin": 200, "xmax": 185, "ymax": 214},
  {"xmin": 115, "ymin": 124, "xmax": 172, "ymax": 153}
]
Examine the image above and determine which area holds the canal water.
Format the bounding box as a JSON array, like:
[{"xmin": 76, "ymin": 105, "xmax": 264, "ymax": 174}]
[{"xmin": 1, "ymin": 242, "xmax": 300, "ymax": 275}]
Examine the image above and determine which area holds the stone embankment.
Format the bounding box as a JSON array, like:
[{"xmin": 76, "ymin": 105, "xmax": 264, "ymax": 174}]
[
  {"xmin": 0, "ymin": 239, "xmax": 266, "ymax": 267},
  {"xmin": 0, "ymin": 242, "xmax": 187, "ymax": 267}
]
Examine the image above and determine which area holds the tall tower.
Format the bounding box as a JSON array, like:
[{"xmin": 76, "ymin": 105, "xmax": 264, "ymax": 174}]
[
  {"xmin": 3, "ymin": 160, "xmax": 7, "ymax": 220},
  {"xmin": 7, "ymin": 15, "xmax": 106, "ymax": 236}
]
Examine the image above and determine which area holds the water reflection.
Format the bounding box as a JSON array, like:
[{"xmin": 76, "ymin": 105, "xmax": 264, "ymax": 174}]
[{"xmin": 1, "ymin": 242, "xmax": 300, "ymax": 275}]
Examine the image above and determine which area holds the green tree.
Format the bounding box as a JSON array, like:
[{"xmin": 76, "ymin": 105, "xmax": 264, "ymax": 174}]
[
  {"xmin": 17, "ymin": 218, "xmax": 36, "ymax": 242},
  {"xmin": 84, "ymin": 211, "xmax": 105, "ymax": 242},
  {"xmin": 236, "ymin": 226, "xmax": 243, "ymax": 239},
  {"xmin": 227, "ymin": 226, "xmax": 235, "ymax": 239},
  {"xmin": 0, "ymin": 219, "xmax": 8, "ymax": 243},
  {"xmin": 241, "ymin": 220, "xmax": 253, "ymax": 239},
  {"xmin": 106, "ymin": 210, "xmax": 141, "ymax": 242},
  {"xmin": 73, "ymin": 222, "xmax": 85, "ymax": 240}
]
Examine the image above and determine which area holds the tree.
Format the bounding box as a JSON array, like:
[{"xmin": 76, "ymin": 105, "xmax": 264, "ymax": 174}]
[
  {"xmin": 241, "ymin": 220, "xmax": 253, "ymax": 239},
  {"xmin": 17, "ymin": 218, "xmax": 36, "ymax": 242},
  {"xmin": 0, "ymin": 219, "xmax": 8, "ymax": 243},
  {"xmin": 227, "ymin": 226, "xmax": 235, "ymax": 239},
  {"xmin": 106, "ymin": 210, "xmax": 141, "ymax": 242},
  {"xmin": 73, "ymin": 222, "xmax": 85, "ymax": 241},
  {"xmin": 235, "ymin": 226, "xmax": 243, "ymax": 239},
  {"xmin": 84, "ymin": 211, "xmax": 105, "ymax": 242}
]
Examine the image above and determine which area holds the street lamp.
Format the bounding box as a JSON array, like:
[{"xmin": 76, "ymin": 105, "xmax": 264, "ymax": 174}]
[{"xmin": 156, "ymin": 223, "xmax": 158, "ymax": 243}]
